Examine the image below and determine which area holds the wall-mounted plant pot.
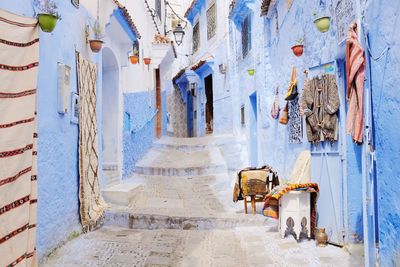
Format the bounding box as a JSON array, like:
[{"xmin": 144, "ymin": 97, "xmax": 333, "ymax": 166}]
[
  {"xmin": 314, "ymin": 16, "xmax": 331, "ymax": 33},
  {"xmin": 38, "ymin": 14, "xmax": 59, "ymax": 33},
  {"xmin": 143, "ymin": 58, "xmax": 151, "ymax": 65},
  {"xmin": 248, "ymin": 69, "xmax": 255, "ymax": 76},
  {"xmin": 291, "ymin": 45, "xmax": 304, "ymax": 57},
  {"xmin": 89, "ymin": 40, "xmax": 104, "ymax": 53},
  {"xmin": 129, "ymin": 55, "xmax": 139, "ymax": 64}
]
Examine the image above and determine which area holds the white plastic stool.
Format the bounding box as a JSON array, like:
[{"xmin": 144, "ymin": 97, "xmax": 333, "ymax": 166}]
[{"xmin": 279, "ymin": 191, "xmax": 311, "ymax": 240}]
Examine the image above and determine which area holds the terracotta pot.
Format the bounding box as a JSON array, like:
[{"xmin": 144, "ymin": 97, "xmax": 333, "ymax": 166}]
[
  {"xmin": 314, "ymin": 16, "xmax": 331, "ymax": 33},
  {"xmin": 129, "ymin": 55, "xmax": 139, "ymax": 64},
  {"xmin": 291, "ymin": 45, "xmax": 304, "ymax": 57},
  {"xmin": 89, "ymin": 40, "xmax": 104, "ymax": 53},
  {"xmin": 38, "ymin": 13, "xmax": 59, "ymax": 33},
  {"xmin": 315, "ymin": 228, "xmax": 328, "ymax": 247},
  {"xmin": 143, "ymin": 57, "xmax": 151, "ymax": 65}
]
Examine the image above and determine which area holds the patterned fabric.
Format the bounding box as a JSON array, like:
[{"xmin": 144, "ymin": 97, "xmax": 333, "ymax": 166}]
[
  {"xmin": 288, "ymin": 97, "xmax": 302, "ymax": 143},
  {"xmin": 167, "ymin": 86, "xmax": 187, "ymax": 137},
  {"xmin": 0, "ymin": 8, "xmax": 38, "ymax": 267},
  {"xmin": 76, "ymin": 52, "xmax": 107, "ymax": 232},
  {"xmin": 233, "ymin": 166, "xmax": 279, "ymax": 202}
]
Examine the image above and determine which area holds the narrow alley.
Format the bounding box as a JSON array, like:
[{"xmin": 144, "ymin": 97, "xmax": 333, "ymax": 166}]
[
  {"xmin": 42, "ymin": 137, "xmax": 363, "ymax": 267},
  {"xmin": 1, "ymin": 0, "xmax": 400, "ymax": 266}
]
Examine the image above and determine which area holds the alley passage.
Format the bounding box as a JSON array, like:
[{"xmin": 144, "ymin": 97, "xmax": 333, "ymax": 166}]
[{"xmin": 42, "ymin": 137, "xmax": 363, "ymax": 267}]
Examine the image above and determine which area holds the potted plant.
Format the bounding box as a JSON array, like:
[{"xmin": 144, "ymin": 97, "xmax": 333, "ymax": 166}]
[
  {"xmin": 89, "ymin": 20, "xmax": 104, "ymax": 53},
  {"xmin": 35, "ymin": 0, "xmax": 60, "ymax": 33},
  {"xmin": 129, "ymin": 48, "xmax": 139, "ymax": 64},
  {"xmin": 143, "ymin": 57, "xmax": 151, "ymax": 65},
  {"xmin": 313, "ymin": 12, "xmax": 331, "ymax": 33},
  {"xmin": 248, "ymin": 69, "xmax": 255, "ymax": 76},
  {"xmin": 291, "ymin": 38, "xmax": 304, "ymax": 57}
]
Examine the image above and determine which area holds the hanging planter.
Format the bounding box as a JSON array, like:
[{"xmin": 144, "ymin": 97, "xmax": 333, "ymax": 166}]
[
  {"xmin": 89, "ymin": 19, "xmax": 104, "ymax": 53},
  {"xmin": 38, "ymin": 13, "xmax": 59, "ymax": 32},
  {"xmin": 313, "ymin": 16, "xmax": 331, "ymax": 33},
  {"xmin": 143, "ymin": 57, "xmax": 151, "ymax": 65},
  {"xmin": 129, "ymin": 55, "xmax": 139, "ymax": 64},
  {"xmin": 89, "ymin": 40, "xmax": 104, "ymax": 53},
  {"xmin": 291, "ymin": 38, "xmax": 304, "ymax": 57},
  {"xmin": 248, "ymin": 69, "xmax": 255, "ymax": 76},
  {"xmin": 35, "ymin": 1, "xmax": 60, "ymax": 33}
]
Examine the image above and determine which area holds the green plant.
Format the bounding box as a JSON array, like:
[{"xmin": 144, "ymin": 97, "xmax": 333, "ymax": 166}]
[
  {"xmin": 295, "ymin": 38, "xmax": 304, "ymax": 45},
  {"xmin": 132, "ymin": 47, "xmax": 139, "ymax": 56},
  {"xmin": 91, "ymin": 20, "xmax": 104, "ymax": 40},
  {"xmin": 34, "ymin": 0, "xmax": 60, "ymax": 18}
]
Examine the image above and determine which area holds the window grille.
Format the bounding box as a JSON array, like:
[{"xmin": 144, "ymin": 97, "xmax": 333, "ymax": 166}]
[
  {"xmin": 241, "ymin": 105, "xmax": 245, "ymax": 126},
  {"xmin": 193, "ymin": 22, "xmax": 200, "ymax": 53},
  {"xmin": 241, "ymin": 15, "xmax": 252, "ymax": 58},
  {"xmin": 207, "ymin": 3, "xmax": 216, "ymax": 40}
]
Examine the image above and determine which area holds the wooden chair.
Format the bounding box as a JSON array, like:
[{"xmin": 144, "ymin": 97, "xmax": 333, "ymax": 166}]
[{"xmin": 243, "ymin": 179, "xmax": 268, "ymax": 215}]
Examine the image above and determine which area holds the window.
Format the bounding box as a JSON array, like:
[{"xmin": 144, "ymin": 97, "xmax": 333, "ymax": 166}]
[
  {"xmin": 193, "ymin": 22, "xmax": 200, "ymax": 53},
  {"xmin": 241, "ymin": 105, "xmax": 245, "ymax": 126},
  {"xmin": 155, "ymin": 0, "xmax": 162, "ymax": 20},
  {"xmin": 207, "ymin": 3, "xmax": 216, "ymax": 40},
  {"xmin": 241, "ymin": 14, "xmax": 252, "ymax": 58}
]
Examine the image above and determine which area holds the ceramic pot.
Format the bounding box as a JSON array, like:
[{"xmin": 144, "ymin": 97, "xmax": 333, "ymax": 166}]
[
  {"xmin": 314, "ymin": 16, "xmax": 331, "ymax": 33},
  {"xmin": 248, "ymin": 69, "xmax": 255, "ymax": 76},
  {"xmin": 143, "ymin": 57, "xmax": 151, "ymax": 65},
  {"xmin": 315, "ymin": 228, "xmax": 328, "ymax": 246},
  {"xmin": 38, "ymin": 14, "xmax": 58, "ymax": 33},
  {"xmin": 291, "ymin": 45, "xmax": 304, "ymax": 57},
  {"xmin": 89, "ymin": 40, "xmax": 104, "ymax": 53},
  {"xmin": 129, "ymin": 55, "xmax": 139, "ymax": 64}
]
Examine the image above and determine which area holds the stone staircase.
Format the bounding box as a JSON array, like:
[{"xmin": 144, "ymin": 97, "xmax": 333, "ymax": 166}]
[{"xmin": 101, "ymin": 135, "xmax": 264, "ymax": 231}]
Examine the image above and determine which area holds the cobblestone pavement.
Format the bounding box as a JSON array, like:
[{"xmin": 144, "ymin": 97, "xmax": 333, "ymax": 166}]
[{"xmin": 41, "ymin": 137, "xmax": 364, "ymax": 266}]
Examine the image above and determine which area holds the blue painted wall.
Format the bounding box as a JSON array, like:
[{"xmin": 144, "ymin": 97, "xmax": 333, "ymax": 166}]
[
  {"xmin": 365, "ymin": 0, "xmax": 400, "ymax": 265},
  {"xmin": 162, "ymin": 90, "xmax": 167, "ymax": 136},
  {"xmin": 0, "ymin": 1, "xmax": 100, "ymax": 261},
  {"xmin": 229, "ymin": 0, "xmax": 364, "ymax": 243},
  {"xmin": 123, "ymin": 91, "xmax": 156, "ymax": 177}
]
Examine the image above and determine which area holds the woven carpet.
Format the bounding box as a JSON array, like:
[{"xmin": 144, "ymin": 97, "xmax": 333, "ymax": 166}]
[
  {"xmin": 76, "ymin": 52, "xmax": 107, "ymax": 232},
  {"xmin": 0, "ymin": 8, "xmax": 39, "ymax": 267}
]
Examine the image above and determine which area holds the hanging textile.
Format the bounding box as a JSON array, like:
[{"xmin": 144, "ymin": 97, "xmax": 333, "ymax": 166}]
[
  {"xmin": 301, "ymin": 74, "xmax": 340, "ymax": 144},
  {"xmin": 76, "ymin": 52, "xmax": 107, "ymax": 232},
  {"xmin": 0, "ymin": 9, "xmax": 39, "ymax": 267},
  {"xmin": 288, "ymin": 97, "xmax": 302, "ymax": 143},
  {"xmin": 346, "ymin": 23, "xmax": 365, "ymax": 144}
]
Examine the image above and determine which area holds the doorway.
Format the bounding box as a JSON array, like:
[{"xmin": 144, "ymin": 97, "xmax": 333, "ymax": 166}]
[
  {"xmin": 102, "ymin": 48, "xmax": 120, "ymax": 184},
  {"xmin": 249, "ymin": 92, "xmax": 258, "ymax": 167},
  {"xmin": 204, "ymin": 74, "xmax": 214, "ymax": 134},
  {"xmin": 155, "ymin": 69, "xmax": 162, "ymax": 138}
]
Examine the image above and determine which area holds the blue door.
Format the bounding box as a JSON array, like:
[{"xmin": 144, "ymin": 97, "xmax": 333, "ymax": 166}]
[
  {"xmin": 309, "ymin": 62, "xmax": 345, "ymax": 245},
  {"xmin": 187, "ymin": 91, "xmax": 194, "ymax": 137},
  {"xmin": 249, "ymin": 92, "xmax": 258, "ymax": 167}
]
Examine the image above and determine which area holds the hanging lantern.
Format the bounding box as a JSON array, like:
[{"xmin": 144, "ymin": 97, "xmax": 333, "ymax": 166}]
[
  {"xmin": 173, "ymin": 23, "xmax": 185, "ymax": 46},
  {"xmin": 248, "ymin": 69, "xmax": 255, "ymax": 76},
  {"xmin": 143, "ymin": 57, "xmax": 151, "ymax": 65}
]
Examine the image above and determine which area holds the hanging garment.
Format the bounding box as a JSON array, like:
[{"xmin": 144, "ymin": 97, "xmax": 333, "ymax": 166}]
[
  {"xmin": 270, "ymin": 87, "xmax": 280, "ymax": 119},
  {"xmin": 0, "ymin": 9, "xmax": 39, "ymax": 267},
  {"xmin": 279, "ymin": 102, "xmax": 289, "ymax": 125},
  {"xmin": 346, "ymin": 23, "xmax": 365, "ymax": 144},
  {"xmin": 301, "ymin": 74, "xmax": 340, "ymax": 144},
  {"xmin": 285, "ymin": 67, "xmax": 299, "ymax": 101},
  {"xmin": 288, "ymin": 97, "xmax": 303, "ymax": 143},
  {"xmin": 76, "ymin": 52, "xmax": 107, "ymax": 232}
]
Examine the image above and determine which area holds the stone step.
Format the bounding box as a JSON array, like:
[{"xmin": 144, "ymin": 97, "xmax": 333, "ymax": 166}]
[
  {"xmin": 103, "ymin": 210, "xmax": 270, "ymax": 230},
  {"xmin": 134, "ymin": 164, "xmax": 227, "ymax": 177},
  {"xmin": 102, "ymin": 182, "xmax": 142, "ymax": 206}
]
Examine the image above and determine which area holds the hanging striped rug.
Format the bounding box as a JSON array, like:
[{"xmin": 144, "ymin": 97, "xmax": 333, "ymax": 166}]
[{"xmin": 0, "ymin": 8, "xmax": 39, "ymax": 267}]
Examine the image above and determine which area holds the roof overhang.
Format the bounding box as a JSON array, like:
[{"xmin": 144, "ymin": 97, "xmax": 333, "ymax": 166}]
[
  {"xmin": 184, "ymin": 0, "xmax": 206, "ymax": 24},
  {"xmin": 229, "ymin": 0, "xmax": 255, "ymax": 28}
]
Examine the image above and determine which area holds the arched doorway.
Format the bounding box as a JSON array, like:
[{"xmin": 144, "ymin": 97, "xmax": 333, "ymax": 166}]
[{"xmin": 102, "ymin": 47, "xmax": 120, "ymax": 185}]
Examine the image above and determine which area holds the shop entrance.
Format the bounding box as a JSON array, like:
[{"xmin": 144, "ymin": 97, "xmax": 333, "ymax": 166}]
[{"xmin": 204, "ymin": 74, "xmax": 214, "ymax": 134}]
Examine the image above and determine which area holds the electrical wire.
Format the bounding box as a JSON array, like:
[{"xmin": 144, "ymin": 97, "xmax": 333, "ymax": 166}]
[{"xmin": 143, "ymin": 0, "xmax": 161, "ymax": 34}]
